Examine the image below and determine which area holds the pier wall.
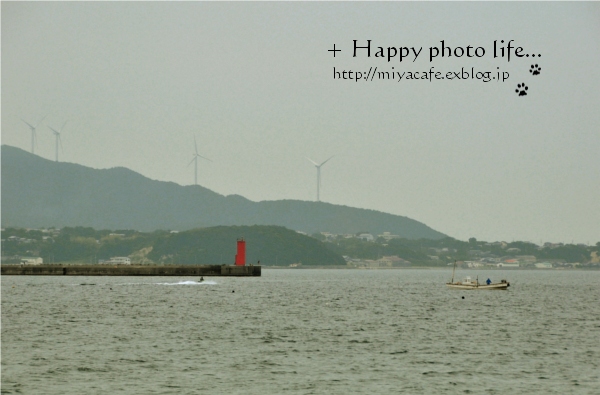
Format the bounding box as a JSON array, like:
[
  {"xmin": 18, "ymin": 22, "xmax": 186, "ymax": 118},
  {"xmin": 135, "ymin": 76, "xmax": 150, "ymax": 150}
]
[{"xmin": 1, "ymin": 264, "xmax": 261, "ymax": 277}]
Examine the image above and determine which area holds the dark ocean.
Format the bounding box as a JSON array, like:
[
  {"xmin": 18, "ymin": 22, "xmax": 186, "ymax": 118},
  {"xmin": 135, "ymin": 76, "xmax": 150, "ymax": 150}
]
[{"xmin": 2, "ymin": 269, "xmax": 599, "ymax": 394}]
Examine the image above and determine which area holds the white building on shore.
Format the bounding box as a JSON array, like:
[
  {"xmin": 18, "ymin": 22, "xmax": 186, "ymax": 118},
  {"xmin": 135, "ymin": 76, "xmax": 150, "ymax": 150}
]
[
  {"xmin": 20, "ymin": 257, "xmax": 43, "ymax": 265},
  {"xmin": 104, "ymin": 257, "xmax": 131, "ymax": 265}
]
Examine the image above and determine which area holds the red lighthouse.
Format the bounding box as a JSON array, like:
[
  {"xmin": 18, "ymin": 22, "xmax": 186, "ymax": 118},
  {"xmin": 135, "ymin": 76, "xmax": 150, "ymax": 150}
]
[{"xmin": 235, "ymin": 238, "xmax": 246, "ymax": 266}]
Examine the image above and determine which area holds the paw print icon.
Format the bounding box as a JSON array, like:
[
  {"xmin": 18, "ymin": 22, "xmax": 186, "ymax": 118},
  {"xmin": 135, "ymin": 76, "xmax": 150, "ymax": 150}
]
[
  {"xmin": 516, "ymin": 83, "xmax": 528, "ymax": 96},
  {"xmin": 530, "ymin": 64, "xmax": 541, "ymax": 75}
]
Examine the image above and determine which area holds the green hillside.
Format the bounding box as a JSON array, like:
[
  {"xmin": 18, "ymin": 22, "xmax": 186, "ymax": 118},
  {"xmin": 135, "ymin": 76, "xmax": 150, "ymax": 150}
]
[
  {"xmin": 148, "ymin": 226, "xmax": 345, "ymax": 265},
  {"xmin": 1, "ymin": 225, "xmax": 345, "ymax": 266},
  {"xmin": 1, "ymin": 145, "xmax": 446, "ymax": 239}
]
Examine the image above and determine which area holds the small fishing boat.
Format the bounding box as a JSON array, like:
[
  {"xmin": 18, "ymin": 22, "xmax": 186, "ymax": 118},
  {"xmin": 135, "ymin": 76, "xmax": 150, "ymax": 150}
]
[
  {"xmin": 446, "ymin": 261, "xmax": 510, "ymax": 290},
  {"xmin": 446, "ymin": 276, "xmax": 510, "ymax": 290}
]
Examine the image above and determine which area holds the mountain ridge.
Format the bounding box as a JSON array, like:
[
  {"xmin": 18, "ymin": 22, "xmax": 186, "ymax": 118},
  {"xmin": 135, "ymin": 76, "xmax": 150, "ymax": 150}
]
[{"xmin": 1, "ymin": 145, "xmax": 446, "ymax": 239}]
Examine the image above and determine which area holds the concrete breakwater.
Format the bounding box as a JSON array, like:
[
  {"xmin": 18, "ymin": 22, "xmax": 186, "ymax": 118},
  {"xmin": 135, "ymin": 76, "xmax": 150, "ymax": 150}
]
[{"xmin": 1, "ymin": 264, "xmax": 261, "ymax": 277}]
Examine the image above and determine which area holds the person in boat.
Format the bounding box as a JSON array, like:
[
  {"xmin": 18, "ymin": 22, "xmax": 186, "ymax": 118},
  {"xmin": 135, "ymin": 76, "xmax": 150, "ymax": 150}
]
[
  {"xmin": 486, "ymin": 278, "xmax": 491, "ymax": 285},
  {"xmin": 199, "ymin": 276, "xmax": 204, "ymax": 282}
]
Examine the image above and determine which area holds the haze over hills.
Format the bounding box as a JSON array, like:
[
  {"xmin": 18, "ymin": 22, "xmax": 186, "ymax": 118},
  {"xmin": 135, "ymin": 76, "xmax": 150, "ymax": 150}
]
[{"xmin": 1, "ymin": 145, "xmax": 446, "ymax": 239}]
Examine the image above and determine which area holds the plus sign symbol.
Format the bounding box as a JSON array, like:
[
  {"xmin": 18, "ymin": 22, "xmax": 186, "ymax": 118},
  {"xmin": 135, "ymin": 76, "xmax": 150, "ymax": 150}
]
[{"xmin": 328, "ymin": 44, "xmax": 341, "ymax": 57}]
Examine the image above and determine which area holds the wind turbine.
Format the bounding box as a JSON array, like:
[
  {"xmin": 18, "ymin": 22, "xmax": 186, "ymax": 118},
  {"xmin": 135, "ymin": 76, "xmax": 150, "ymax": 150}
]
[
  {"xmin": 306, "ymin": 155, "xmax": 334, "ymax": 202},
  {"xmin": 21, "ymin": 115, "xmax": 46, "ymax": 154},
  {"xmin": 48, "ymin": 122, "xmax": 67, "ymax": 162},
  {"xmin": 188, "ymin": 136, "xmax": 211, "ymax": 185}
]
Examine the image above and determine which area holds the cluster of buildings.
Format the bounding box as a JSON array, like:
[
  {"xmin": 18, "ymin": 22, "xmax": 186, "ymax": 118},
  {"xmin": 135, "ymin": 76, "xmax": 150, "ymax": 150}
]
[
  {"xmin": 3, "ymin": 233, "xmax": 56, "ymax": 244},
  {"xmin": 459, "ymin": 260, "xmax": 579, "ymax": 269},
  {"xmin": 315, "ymin": 231, "xmax": 400, "ymax": 242},
  {"xmin": 4, "ymin": 256, "xmax": 132, "ymax": 266},
  {"xmin": 1, "ymin": 227, "xmax": 134, "ymax": 265},
  {"xmin": 456, "ymin": 255, "xmax": 578, "ymax": 269},
  {"xmin": 1, "ymin": 228, "xmax": 60, "ymax": 264},
  {"xmin": 344, "ymin": 255, "xmax": 411, "ymax": 268}
]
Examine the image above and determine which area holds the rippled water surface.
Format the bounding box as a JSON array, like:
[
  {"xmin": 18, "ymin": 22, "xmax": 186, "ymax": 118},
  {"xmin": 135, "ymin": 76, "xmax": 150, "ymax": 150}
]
[{"xmin": 2, "ymin": 269, "xmax": 599, "ymax": 394}]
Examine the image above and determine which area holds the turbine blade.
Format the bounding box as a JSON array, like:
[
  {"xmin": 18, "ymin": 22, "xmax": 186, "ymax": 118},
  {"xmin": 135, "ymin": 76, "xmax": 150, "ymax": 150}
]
[
  {"xmin": 21, "ymin": 119, "xmax": 35, "ymax": 129},
  {"xmin": 60, "ymin": 121, "xmax": 68, "ymax": 132},
  {"xmin": 320, "ymin": 155, "xmax": 335, "ymax": 166},
  {"xmin": 59, "ymin": 135, "xmax": 64, "ymax": 152},
  {"xmin": 306, "ymin": 157, "xmax": 319, "ymax": 166},
  {"xmin": 194, "ymin": 136, "xmax": 198, "ymax": 155},
  {"xmin": 187, "ymin": 157, "xmax": 196, "ymax": 167},
  {"xmin": 196, "ymin": 154, "xmax": 212, "ymax": 162},
  {"xmin": 49, "ymin": 126, "xmax": 60, "ymax": 135},
  {"xmin": 36, "ymin": 115, "xmax": 47, "ymax": 127}
]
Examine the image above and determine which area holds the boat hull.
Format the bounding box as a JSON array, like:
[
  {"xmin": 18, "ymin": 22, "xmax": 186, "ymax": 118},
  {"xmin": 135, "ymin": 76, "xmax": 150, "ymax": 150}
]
[{"xmin": 446, "ymin": 282, "xmax": 509, "ymax": 290}]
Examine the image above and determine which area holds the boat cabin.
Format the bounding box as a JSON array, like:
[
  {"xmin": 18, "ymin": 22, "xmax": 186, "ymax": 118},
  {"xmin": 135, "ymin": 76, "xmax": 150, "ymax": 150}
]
[{"xmin": 462, "ymin": 276, "xmax": 478, "ymax": 285}]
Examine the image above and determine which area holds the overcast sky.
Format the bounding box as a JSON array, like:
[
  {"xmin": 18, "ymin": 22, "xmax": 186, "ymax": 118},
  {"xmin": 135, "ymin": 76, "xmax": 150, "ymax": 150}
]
[{"xmin": 2, "ymin": 2, "xmax": 599, "ymax": 244}]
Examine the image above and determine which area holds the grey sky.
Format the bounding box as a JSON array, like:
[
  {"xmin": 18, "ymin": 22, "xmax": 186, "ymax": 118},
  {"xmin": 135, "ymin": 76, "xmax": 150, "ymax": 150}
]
[{"xmin": 2, "ymin": 2, "xmax": 599, "ymax": 243}]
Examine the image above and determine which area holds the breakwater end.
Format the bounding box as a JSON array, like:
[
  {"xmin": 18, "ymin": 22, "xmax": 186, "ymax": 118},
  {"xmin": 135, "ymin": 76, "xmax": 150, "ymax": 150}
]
[{"xmin": 1, "ymin": 264, "xmax": 261, "ymax": 277}]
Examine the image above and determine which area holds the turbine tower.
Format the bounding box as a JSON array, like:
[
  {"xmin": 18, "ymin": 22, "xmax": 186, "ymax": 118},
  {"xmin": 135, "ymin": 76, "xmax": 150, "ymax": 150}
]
[
  {"xmin": 306, "ymin": 155, "xmax": 334, "ymax": 202},
  {"xmin": 48, "ymin": 122, "xmax": 66, "ymax": 162},
  {"xmin": 188, "ymin": 136, "xmax": 211, "ymax": 185},
  {"xmin": 21, "ymin": 116, "xmax": 46, "ymax": 154}
]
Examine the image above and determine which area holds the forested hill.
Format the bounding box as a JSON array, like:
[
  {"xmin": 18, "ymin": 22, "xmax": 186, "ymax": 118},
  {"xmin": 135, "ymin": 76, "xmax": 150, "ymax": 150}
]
[
  {"xmin": 1, "ymin": 145, "xmax": 446, "ymax": 239},
  {"xmin": 1, "ymin": 225, "xmax": 346, "ymax": 266}
]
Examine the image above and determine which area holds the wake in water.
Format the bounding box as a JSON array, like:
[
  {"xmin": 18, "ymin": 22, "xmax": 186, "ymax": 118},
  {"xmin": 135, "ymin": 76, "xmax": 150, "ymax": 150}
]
[
  {"xmin": 112, "ymin": 280, "xmax": 218, "ymax": 286},
  {"xmin": 155, "ymin": 280, "xmax": 218, "ymax": 286}
]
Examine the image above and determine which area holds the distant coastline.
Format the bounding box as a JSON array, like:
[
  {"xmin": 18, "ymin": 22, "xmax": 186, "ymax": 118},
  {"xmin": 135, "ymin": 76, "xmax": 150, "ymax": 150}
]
[{"xmin": 3, "ymin": 226, "xmax": 598, "ymax": 270}]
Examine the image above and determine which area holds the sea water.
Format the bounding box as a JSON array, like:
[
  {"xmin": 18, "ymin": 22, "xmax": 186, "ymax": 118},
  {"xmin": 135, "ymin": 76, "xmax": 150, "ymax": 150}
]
[{"xmin": 2, "ymin": 269, "xmax": 599, "ymax": 394}]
